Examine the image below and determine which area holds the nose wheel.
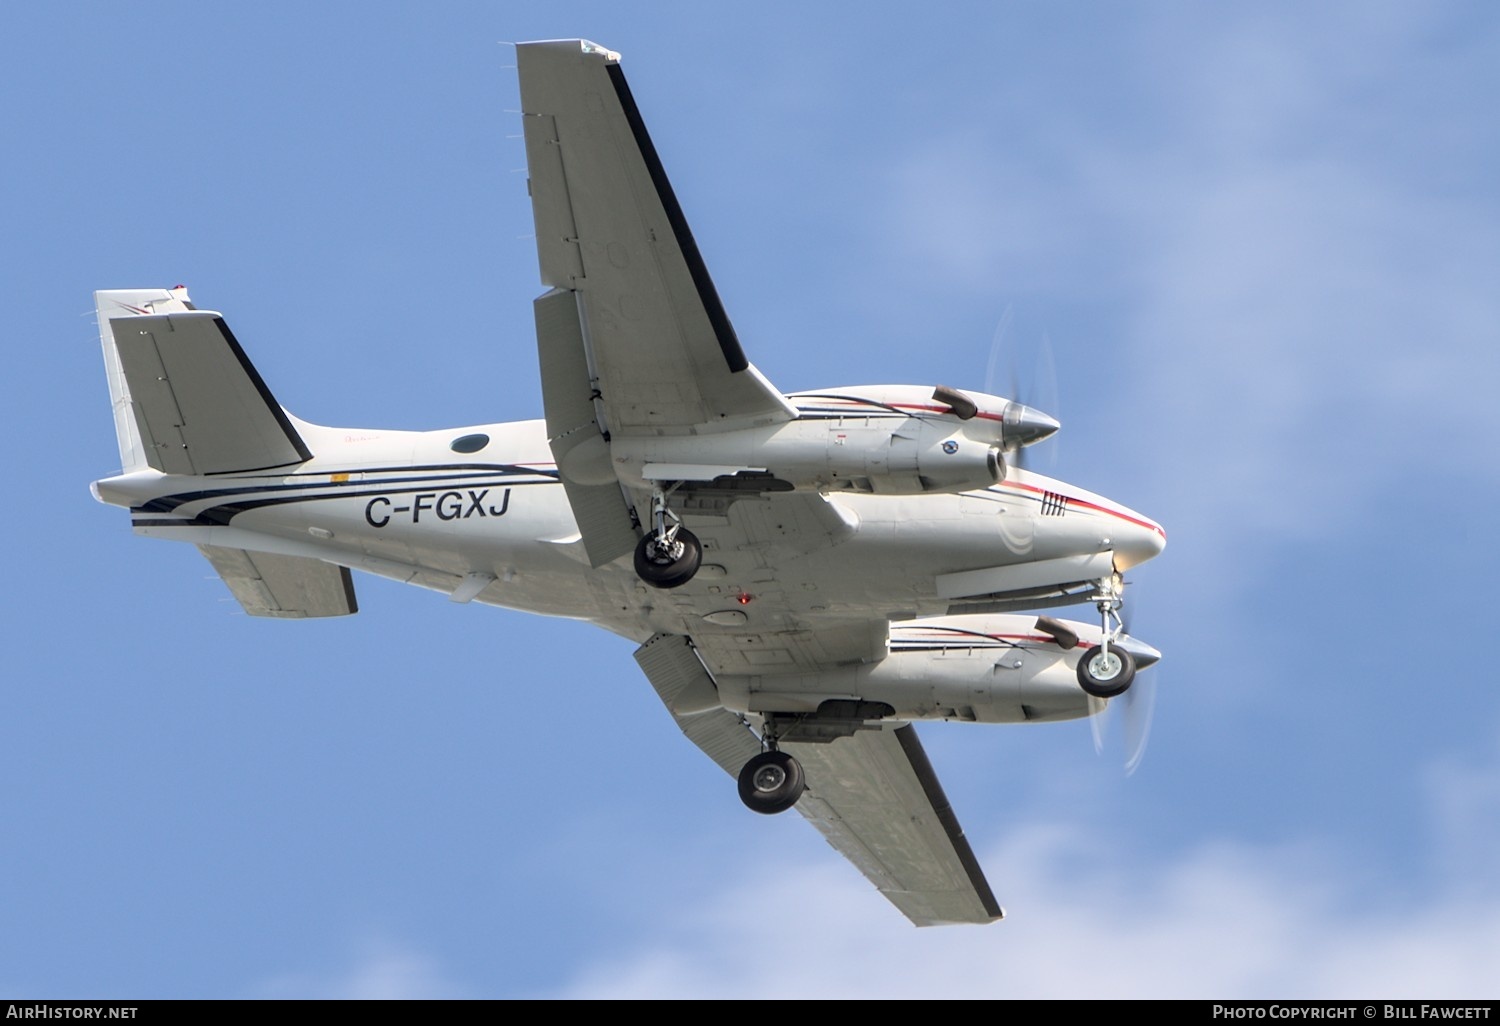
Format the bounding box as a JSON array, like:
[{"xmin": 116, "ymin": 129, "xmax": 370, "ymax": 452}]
[
  {"xmin": 1077, "ymin": 644, "xmax": 1136, "ymax": 698},
  {"xmin": 1077, "ymin": 573, "xmax": 1136, "ymax": 698},
  {"xmin": 633, "ymin": 485, "xmax": 701, "ymax": 589}
]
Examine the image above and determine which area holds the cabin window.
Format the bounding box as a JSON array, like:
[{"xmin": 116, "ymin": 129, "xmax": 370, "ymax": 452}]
[{"xmin": 450, "ymin": 433, "xmax": 490, "ymax": 454}]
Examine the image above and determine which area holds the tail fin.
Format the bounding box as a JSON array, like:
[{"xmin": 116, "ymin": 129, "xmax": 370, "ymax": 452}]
[{"xmin": 94, "ymin": 287, "xmax": 312, "ymax": 476}]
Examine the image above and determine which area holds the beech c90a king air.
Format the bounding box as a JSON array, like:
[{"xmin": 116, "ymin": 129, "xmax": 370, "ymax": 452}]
[{"xmin": 91, "ymin": 40, "xmax": 1165, "ymax": 927}]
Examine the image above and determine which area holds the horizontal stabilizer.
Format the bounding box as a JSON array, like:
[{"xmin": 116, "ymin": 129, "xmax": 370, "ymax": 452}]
[{"xmin": 198, "ymin": 545, "xmax": 357, "ymax": 619}]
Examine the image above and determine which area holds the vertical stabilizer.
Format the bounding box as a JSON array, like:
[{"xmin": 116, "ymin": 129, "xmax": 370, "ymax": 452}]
[{"xmin": 93, "ymin": 287, "xmax": 312, "ymax": 476}]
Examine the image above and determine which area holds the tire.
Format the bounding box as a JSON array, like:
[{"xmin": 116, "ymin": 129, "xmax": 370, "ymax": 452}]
[
  {"xmin": 1077, "ymin": 644, "xmax": 1136, "ymax": 698},
  {"xmin": 737, "ymin": 750, "xmax": 806, "ymax": 815},
  {"xmin": 633, "ymin": 528, "xmax": 702, "ymax": 589}
]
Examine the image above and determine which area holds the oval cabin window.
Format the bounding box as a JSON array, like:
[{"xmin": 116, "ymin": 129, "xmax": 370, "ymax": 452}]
[{"xmin": 450, "ymin": 433, "xmax": 490, "ymax": 454}]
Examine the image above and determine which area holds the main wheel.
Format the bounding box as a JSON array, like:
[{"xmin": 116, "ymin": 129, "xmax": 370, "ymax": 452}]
[
  {"xmin": 1077, "ymin": 644, "xmax": 1136, "ymax": 698},
  {"xmin": 633, "ymin": 528, "xmax": 701, "ymax": 589},
  {"xmin": 737, "ymin": 750, "xmax": 805, "ymax": 815}
]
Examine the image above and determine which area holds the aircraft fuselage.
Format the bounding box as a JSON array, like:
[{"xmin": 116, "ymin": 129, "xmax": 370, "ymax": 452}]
[{"xmin": 95, "ymin": 411, "xmax": 1164, "ymax": 649}]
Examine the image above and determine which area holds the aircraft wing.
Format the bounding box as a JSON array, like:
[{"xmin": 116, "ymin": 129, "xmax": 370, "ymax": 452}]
[
  {"xmin": 634, "ymin": 633, "xmax": 1004, "ymax": 927},
  {"xmin": 523, "ymin": 40, "xmax": 1002, "ymax": 926},
  {"xmin": 517, "ymin": 40, "xmax": 797, "ymax": 436}
]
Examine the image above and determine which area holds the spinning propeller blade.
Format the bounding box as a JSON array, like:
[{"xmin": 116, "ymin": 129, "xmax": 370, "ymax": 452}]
[
  {"xmin": 1088, "ymin": 694, "xmax": 1107, "ymax": 756},
  {"xmin": 1118, "ymin": 604, "xmax": 1156, "ymax": 775},
  {"xmin": 1083, "ymin": 658, "xmax": 1157, "ymax": 774},
  {"xmin": 984, "ymin": 306, "xmax": 1060, "ymax": 472},
  {"xmin": 1121, "ymin": 667, "xmax": 1157, "ymax": 776},
  {"xmin": 1085, "ymin": 606, "xmax": 1160, "ymax": 774}
]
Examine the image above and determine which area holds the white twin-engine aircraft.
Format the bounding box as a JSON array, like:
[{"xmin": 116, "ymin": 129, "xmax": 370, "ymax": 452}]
[{"xmin": 91, "ymin": 40, "xmax": 1165, "ymax": 927}]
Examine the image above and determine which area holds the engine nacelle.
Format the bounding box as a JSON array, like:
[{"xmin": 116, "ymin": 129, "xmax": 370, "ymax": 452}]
[
  {"xmin": 606, "ymin": 385, "xmax": 1036, "ymax": 495},
  {"xmin": 714, "ymin": 613, "xmax": 1159, "ymax": 725},
  {"xmin": 758, "ymin": 412, "xmax": 1004, "ymax": 494}
]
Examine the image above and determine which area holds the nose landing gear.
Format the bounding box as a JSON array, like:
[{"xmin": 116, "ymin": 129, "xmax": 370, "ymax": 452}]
[{"xmin": 1077, "ymin": 573, "xmax": 1136, "ymax": 698}]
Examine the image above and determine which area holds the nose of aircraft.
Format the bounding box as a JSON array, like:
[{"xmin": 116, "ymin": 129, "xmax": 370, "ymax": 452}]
[
  {"xmin": 1001, "ymin": 402, "xmax": 1060, "ymax": 450},
  {"xmin": 1112, "ymin": 513, "xmax": 1167, "ymax": 570}
]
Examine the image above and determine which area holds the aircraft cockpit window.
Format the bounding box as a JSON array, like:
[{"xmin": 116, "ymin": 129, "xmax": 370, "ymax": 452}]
[{"xmin": 450, "ymin": 433, "xmax": 490, "ymax": 454}]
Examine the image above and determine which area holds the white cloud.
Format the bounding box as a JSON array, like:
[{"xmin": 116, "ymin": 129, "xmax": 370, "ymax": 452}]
[
  {"xmin": 1423, "ymin": 732, "xmax": 1500, "ymax": 896},
  {"xmin": 542, "ymin": 722, "xmax": 1500, "ymax": 1000},
  {"xmin": 551, "ymin": 816, "xmax": 1500, "ymax": 999},
  {"xmin": 252, "ymin": 937, "xmax": 464, "ymax": 1000}
]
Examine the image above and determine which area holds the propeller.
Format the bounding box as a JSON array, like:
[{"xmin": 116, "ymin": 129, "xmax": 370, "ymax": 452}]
[
  {"xmin": 1120, "ymin": 663, "xmax": 1157, "ymax": 775},
  {"xmin": 983, "ymin": 304, "xmax": 1061, "ymax": 473},
  {"xmin": 1118, "ymin": 604, "xmax": 1158, "ymax": 775},
  {"xmin": 1086, "ymin": 607, "xmax": 1159, "ymax": 776},
  {"xmin": 1088, "ymin": 691, "xmax": 1108, "ymax": 756}
]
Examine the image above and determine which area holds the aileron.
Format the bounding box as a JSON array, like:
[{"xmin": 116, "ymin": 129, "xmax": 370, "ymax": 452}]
[{"xmin": 788, "ymin": 726, "xmax": 1003, "ymax": 927}]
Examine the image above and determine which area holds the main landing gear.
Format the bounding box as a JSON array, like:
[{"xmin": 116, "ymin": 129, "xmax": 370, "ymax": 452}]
[
  {"xmin": 1077, "ymin": 573, "xmax": 1136, "ymax": 698},
  {"xmin": 738, "ymin": 750, "xmax": 805, "ymax": 814},
  {"xmin": 633, "ymin": 485, "xmax": 701, "ymax": 589},
  {"xmin": 737, "ymin": 728, "xmax": 805, "ymax": 815}
]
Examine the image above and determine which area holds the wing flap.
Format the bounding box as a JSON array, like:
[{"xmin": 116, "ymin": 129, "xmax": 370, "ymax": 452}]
[
  {"xmin": 198, "ymin": 545, "xmax": 357, "ymax": 619},
  {"xmin": 534, "ymin": 288, "xmax": 638, "ymax": 567},
  {"xmin": 634, "ymin": 633, "xmax": 762, "ymax": 772},
  {"xmin": 787, "ymin": 726, "xmax": 1004, "ymax": 927}
]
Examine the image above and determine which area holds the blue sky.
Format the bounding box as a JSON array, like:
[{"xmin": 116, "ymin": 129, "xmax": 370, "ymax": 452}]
[{"xmin": 4, "ymin": 1, "xmax": 1499, "ymax": 998}]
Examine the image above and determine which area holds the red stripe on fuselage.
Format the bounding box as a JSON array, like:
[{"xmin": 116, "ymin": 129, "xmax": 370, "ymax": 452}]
[
  {"xmin": 795, "ymin": 397, "xmax": 1006, "ymax": 422},
  {"xmin": 999, "ymin": 481, "xmax": 1166, "ymax": 539},
  {"xmin": 888, "ymin": 402, "xmax": 1005, "ymax": 422}
]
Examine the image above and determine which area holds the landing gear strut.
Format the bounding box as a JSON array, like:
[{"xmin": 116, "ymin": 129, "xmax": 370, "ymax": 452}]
[
  {"xmin": 633, "ymin": 485, "xmax": 701, "ymax": 589},
  {"xmin": 1077, "ymin": 573, "xmax": 1136, "ymax": 698},
  {"xmin": 737, "ymin": 728, "xmax": 805, "ymax": 815}
]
